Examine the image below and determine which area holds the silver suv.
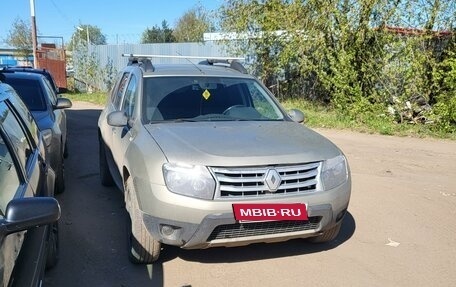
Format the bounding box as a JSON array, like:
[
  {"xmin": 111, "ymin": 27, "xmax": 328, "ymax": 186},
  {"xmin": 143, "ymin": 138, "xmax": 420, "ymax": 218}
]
[{"xmin": 98, "ymin": 55, "xmax": 351, "ymax": 263}]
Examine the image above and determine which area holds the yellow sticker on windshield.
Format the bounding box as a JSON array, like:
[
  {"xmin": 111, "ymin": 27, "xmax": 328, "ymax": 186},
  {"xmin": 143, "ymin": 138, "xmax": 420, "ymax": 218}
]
[{"xmin": 202, "ymin": 89, "xmax": 211, "ymax": 100}]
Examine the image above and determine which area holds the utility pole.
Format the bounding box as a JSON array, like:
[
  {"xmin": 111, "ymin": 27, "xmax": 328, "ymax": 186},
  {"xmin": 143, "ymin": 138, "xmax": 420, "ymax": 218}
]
[
  {"xmin": 86, "ymin": 26, "xmax": 90, "ymax": 53},
  {"xmin": 30, "ymin": 0, "xmax": 38, "ymax": 68}
]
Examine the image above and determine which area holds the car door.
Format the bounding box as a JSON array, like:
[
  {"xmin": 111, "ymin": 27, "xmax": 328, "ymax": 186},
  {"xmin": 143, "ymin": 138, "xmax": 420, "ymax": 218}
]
[
  {"xmin": 42, "ymin": 79, "xmax": 66, "ymax": 151},
  {"xmin": 0, "ymin": 100, "xmax": 43, "ymax": 286},
  {"xmin": 100, "ymin": 72, "xmax": 130, "ymax": 156},
  {"xmin": 111, "ymin": 73, "xmax": 138, "ymax": 173}
]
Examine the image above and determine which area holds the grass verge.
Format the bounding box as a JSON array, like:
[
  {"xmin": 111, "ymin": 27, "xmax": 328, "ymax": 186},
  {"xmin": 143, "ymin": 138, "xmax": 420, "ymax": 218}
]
[
  {"xmin": 63, "ymin": 92, "xmax": 107, "ymax": 106},
  {"xmin": 63, "ymin": 93, "xmax": 455, "ymax": 139},
  {"xmin": 282, "ymin": 99, "xmax": 455, "ymax": 140}
]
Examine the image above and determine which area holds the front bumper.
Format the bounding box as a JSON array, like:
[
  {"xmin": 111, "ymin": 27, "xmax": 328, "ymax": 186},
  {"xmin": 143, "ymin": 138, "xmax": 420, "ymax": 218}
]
[
  {"xmin": 134, "ymin": 177, "xmax": 350, "ymax": 249},
  {"xmin": 142, "ymin": 204, "xmax": 345, "ymax": 249}
]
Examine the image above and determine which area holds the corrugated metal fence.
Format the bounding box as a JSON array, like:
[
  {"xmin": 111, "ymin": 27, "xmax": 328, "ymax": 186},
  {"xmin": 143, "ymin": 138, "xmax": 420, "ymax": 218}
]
[{"xmin": 75, "ymin": 42, "xmax": 235, "ymax": 91}]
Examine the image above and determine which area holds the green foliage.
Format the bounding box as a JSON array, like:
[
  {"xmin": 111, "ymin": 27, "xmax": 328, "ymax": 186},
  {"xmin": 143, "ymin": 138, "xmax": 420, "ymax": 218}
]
[
  {"xmin": 67, "ymin": 25, "xmax": 107, "ymax": 51},
  {"xmin": 72, "ymin": 43, "xmax": 117, "ymax": 93},
  {"xmin": 281, "ymin": 98, "xmax": 455, "ymax": 139},
  {"xmin": 173, "ymin": 6, "xmax": 213, "ymax": 42},
  {"xmin": 102, "ymin": 58, "xmax": 117, "ymax": 92},
  {"xmin": 63, "ymin": 92, "xmax": 107, "ymax": 106},
  {"xmin": 66, "ymin": 25, "xmax": 113, "ymax": 92},
  {"xmin": 5, "ymin": 18, "xmax": 33, "ymax": 60},
  {"xmin": 141, "ymin": 21, "xmax": 175, "ymax": 43},
  {"xmin": 220, "ymin": 0, "xmax": 456, "ymax": 136},
  {"xmin": 429, "ymin": 50, "xmax": 456, "ymax": 132},
  {"xmin": 430, "ymin": 99, "xmax": 456, "ymax": 133}
]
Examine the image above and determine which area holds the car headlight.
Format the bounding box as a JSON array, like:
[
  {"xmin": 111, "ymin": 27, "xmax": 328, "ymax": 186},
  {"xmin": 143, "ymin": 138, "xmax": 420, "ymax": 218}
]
[
  {"xmin": 321, "ymin": 155, "xmax": 348, "ymax": 190},
  {"xmin": 42, "ymin": 129, "xmax": 53, "ymax": 148},
  {"xmin": 163, "ymin": 163, "xmax": 215, "ymax": 200}
]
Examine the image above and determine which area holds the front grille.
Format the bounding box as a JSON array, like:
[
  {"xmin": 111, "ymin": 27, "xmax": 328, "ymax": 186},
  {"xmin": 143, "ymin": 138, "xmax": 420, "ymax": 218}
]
[
  {"xmin": 211, "ymin": 162, "xmax": 321, "ymax": 199},
  {"xmin": 207, "ymin": 217, "xmax": 321, "ymax": 241}
]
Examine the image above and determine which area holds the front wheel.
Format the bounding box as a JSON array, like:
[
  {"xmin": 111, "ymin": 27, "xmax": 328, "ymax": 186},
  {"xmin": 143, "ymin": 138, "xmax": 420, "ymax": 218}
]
[
  {"xmin": 55, "ymin": 151, "xmax": 65, "ymax": 194},
  {"xmin": 46, "ymin": 221, "xmax": 59, "ymax": 269},
  {"xmin": 307, "ymin": 222, "xmax": 342, "ymax": 243},
  {"xmin": 125, "ymin": 178, "xmax": 161, "ymax": 264},
  {"xmin": 63, "ymin": 140, "xmax": 69, "ymax": 158},
  {"xmin": 99, "ymin": 139, "xmax": 114, "ymax": 186}
]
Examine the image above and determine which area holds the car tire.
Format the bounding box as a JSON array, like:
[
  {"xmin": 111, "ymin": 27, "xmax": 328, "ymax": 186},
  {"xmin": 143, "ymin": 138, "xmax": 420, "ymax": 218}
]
[
  {"xmin": 125, "ymin": 178, "xmax": 161, "ymax": 264},
  {"xmin": 46, "ymin": 221, "xmax": 59, "ymax": 269},
  {"xmin": 307, "ymin": 222, "xmax": 342, "ymax": 243},
  {"xmin": 63, "ymin": 140, "xmax": 69, "ymax": 158},
  {"xmin": 55, "ymin": 153, "xmax": 65, "ymax": 194},
  {"xmin": 99, "ymin": 139, "xmax": 114, "ymax": 186}
]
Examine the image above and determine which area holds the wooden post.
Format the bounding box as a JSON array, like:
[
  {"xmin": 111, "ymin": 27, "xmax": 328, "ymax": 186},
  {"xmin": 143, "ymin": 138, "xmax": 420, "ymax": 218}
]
[{"xmin": 30, "ymin": 0, "xmax": 38, "ymax": 68}]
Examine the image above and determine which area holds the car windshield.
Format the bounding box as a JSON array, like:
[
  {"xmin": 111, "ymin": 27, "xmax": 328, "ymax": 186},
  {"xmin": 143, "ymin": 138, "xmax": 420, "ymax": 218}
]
[
  {"xmin": 142, "ymin": 76, "xmax": 285, "ymax": 123},
  {"xmin": 4, "ymin": 78, "xmax": 46, "ymax": 111}
]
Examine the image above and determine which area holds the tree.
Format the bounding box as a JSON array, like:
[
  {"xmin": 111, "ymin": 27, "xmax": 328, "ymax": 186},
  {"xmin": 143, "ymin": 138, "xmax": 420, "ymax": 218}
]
[
  {"xmin": 173, "ymin": 6, "xmax": 213, "ymax": 42},
  {"xmin": 141, "ymin": 20, "xmax": 175, "ymax": 43},
  {"xmin": 220, "ymin": 0, "xmax": 455, "ymax": 129},
  {"xmin": 67, "ymin": 24, "xmax": 107, "ymax": 51},
  {"xmin": 5, "ymin": 18, "xmax": 33, "ymax": 60},
  {"xmin": 68, "ymin": 25, "xmax": 111, "ymax": 92}
]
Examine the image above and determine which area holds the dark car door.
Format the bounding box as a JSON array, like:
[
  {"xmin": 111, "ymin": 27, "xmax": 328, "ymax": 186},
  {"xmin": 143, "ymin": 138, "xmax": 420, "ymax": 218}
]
[
  {"xmin": 0, "ymin": 100, "xmax": 48, "ymax": 286},
  {"xmin": 42, "ymin": 77, "xmax": 67, "ymax": 142}
]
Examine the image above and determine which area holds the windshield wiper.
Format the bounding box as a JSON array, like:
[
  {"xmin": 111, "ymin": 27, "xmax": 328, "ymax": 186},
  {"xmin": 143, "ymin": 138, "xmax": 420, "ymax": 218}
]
[
  {"xmin": 171, "ymin": 118, "xmax": 198, "ymax": 122},
  {"xmin": 147, "ymin": 118, "xmax": 198, "ymax": 124}
]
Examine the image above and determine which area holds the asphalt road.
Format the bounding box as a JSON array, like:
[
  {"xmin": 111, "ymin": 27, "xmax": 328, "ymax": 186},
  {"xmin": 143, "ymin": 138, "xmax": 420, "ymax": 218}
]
[{"xmin": 45, "ymin": 102, "xmax": 456, "ymax": 287}]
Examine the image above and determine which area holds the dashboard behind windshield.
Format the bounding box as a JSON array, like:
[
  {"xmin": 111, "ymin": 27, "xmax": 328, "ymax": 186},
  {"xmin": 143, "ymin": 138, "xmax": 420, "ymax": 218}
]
[{"xmin": 142, "ymin": 76, "xmax": 285, "ymax": 123}]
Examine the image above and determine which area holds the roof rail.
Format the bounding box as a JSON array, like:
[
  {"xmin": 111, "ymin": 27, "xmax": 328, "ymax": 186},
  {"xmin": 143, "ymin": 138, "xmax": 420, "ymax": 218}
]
[
  {"xmin": 126, "ymin": 56, "xmax": 154, "ymax": 72},
  {"xmin": 198, "ymin": 59, "xmax": 248, "ymax": 74},
  {"xmin": 121, "ymin": 54, "xmax": 247, "ymax": 74},
  {"xmin": 121, "ymin": 54, "xmax": 244, "ymax": 61}
]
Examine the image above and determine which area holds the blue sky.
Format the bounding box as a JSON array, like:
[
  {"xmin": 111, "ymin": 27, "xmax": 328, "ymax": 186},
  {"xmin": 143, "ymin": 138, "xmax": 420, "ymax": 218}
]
[{"xmin": 0, "ymin": 0, "xmax": 223, "ymax": 46}]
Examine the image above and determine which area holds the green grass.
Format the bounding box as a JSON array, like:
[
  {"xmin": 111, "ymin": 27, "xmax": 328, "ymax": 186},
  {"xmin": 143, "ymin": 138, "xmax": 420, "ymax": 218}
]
[
  {"xmin": 62, "ymin": 92, "xmax": 455, "ymax": 139},
  {"xmin": 63, "ymin": 92, "xmax": 108, "ymax": 106},
  {"xmin": 281, "ymin": 98, "xmax": 456, "ymax": 140}
]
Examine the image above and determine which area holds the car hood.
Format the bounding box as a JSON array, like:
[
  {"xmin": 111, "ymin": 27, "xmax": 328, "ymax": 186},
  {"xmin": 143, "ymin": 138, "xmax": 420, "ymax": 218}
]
[{"xmin": 144, "ymin": 121, "xmax": 341, "ymax": 166}]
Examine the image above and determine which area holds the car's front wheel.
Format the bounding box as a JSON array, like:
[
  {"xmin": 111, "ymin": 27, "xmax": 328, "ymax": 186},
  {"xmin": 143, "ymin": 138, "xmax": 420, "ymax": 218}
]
[
  {"xmin": 125, "ymin": 178, "xmax": 161, "ymax": 264},
  {"xmin": 46, "ymin": 221, "xmax": 59, "ymax": 269},
  {"xmin": 99, "ymin": 138, "xmax": 114, "ymax": 186},
  {"xmin": 63, "ymin": 140, "xmax": 69, "ymax": 159},
  {"xmin": 55, "ymin": 149, "xmax": 65, "ymax": 194},
  {"xmin": 307, "ymin": 222, "xmax": 342, "ymax": 243}
]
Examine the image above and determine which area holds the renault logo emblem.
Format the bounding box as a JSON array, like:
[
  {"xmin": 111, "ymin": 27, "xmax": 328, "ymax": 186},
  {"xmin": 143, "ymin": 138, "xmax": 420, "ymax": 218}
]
[{"xmin": 264, "ymin": 169, "xmax": 281, "ymax": 192}]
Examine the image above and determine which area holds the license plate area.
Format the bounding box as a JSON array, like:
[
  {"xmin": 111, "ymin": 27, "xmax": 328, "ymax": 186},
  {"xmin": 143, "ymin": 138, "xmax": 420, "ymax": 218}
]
[{"xmin": 232, "ymin": 203, "xmax": 308, "ymax": 222}]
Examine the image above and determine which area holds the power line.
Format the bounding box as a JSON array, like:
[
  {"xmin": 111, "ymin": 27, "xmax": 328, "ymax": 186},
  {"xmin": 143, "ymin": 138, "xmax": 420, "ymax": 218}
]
[{"xmin": 49, "ymin": 0, "xmax": 78, "ymax": 28}]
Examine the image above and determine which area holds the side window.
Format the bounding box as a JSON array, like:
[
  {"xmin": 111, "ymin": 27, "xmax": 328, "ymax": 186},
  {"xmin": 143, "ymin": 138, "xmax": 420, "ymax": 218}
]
[
  {"xmin": 248, "ymin": 82, "xmax": 283, "ymax": 119},
  {"xmin": 0, "ymin": 133, "xmax": 20, "ymax": 215},
  {"xmin": 0, "ymin": 102, "xmax": 33, "ymax": 170},
  {"xmin": 5, "ymin": 86, "xmax": 39, "ymax": 147},
  {"xmin": 113, "ymin": 73, "xmax": 130, "ymax": 110},
  {"xmin": 122, "ymin": 75, "xmax": 137, "ymax": 118},
  {"xmin": 43, "ymin": 79, "xmax": 57, "ymax": 106}
]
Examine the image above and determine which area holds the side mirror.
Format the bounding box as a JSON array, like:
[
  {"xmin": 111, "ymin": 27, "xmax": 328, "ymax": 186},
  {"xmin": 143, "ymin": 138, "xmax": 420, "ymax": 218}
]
[
  {"xmin": 54, "ymin": 98, "xmax": 72, "ymax": 109},
  {"xmin": 58, "ymin": 87, "xmax": 68, "ymax": 94},
  {"xmin": 287, "ymin": 109, "xmax": 305, "ymax": 123},
  {"xmin": 0, "ymin": 197, "xmax": 60, "ymax": 237},
  {"xmin": 107, "ymin": 111, "xmax": 128, "ymax": 127}
]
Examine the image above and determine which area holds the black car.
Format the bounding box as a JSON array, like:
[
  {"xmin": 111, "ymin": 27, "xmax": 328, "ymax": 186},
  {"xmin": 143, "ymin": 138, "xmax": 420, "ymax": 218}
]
[
  {"xmin": 0, "ymin": 70, "xmax": 72, "ymax": 193},
  {"xmin": 0, "ymin": 81, "xmax": 60, "ymax": 286},
  {"xmin": 2, "ymin": 66, "xmax": 67, "ymax": 94}
]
